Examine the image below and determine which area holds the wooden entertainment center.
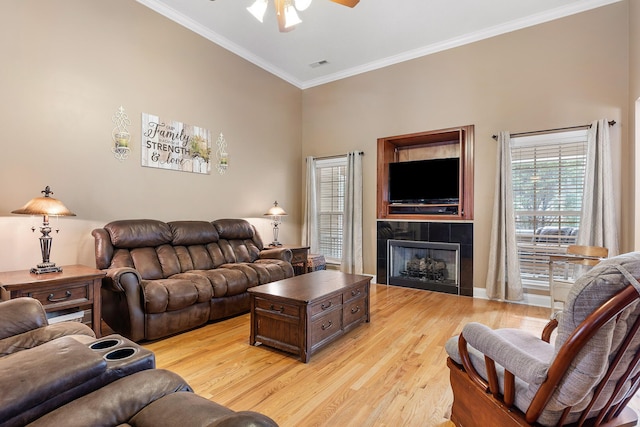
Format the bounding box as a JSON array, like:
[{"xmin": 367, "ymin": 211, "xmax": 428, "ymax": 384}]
[{"xmin": 377, "ymin": 125, "xmax": 474, "ymax": 221}]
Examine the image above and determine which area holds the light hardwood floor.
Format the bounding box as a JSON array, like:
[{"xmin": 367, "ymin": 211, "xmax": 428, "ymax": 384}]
[{"xmin": 143, "ymin": 284, "xmax": 552, "ymax": 426}]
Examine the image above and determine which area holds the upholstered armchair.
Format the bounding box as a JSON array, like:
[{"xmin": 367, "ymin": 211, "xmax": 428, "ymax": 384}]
[
  {"xmin": 446, "ymin": 252, "xmax": 640, "ymax": 427},
  {"xmin": 0, "ymin": 297, "xmax": 95, "ymax": 357}
]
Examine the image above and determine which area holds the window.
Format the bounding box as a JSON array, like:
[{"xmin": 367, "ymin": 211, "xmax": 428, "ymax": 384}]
[
  {"xmin": 511, "ymin": 129, "xmax": 588, "ymax": 285},
  {"xmin": 316, "ymin": 157, "xmax": 346, "ymax": 264}
]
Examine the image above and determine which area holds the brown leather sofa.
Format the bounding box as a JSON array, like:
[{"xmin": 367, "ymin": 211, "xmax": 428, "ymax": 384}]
[
  {"xmin": 0, "ymin": 298, "xmax": 278, "ymax": 427},
  {"xmin": 93, "ymin": 218, "xmax": 294, "ymax": 341}
]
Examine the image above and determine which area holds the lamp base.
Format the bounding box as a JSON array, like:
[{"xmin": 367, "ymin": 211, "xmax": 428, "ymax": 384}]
[
  {"xmin": 31, "ymin": 262, "xmax": 63, "ymax": 274},
  {"xmin": 269, "ymin": 242, "xmax": 283, "ymax": 247}
]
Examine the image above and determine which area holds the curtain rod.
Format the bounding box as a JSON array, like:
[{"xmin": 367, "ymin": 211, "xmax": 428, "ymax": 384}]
[
  {"xmin": 491, "ymin": 120, "xmax": 616, "ymax": 140},
  {"xmin": 309, "ymin": 151, "xmax": 364, "ymax": 161}
]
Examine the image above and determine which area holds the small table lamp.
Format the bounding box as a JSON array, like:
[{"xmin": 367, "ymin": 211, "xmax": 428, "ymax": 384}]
[
  {"xmin": 12, "ymin": 186, "xmax": 76, "ymax": 274},
  {"xmin": 264, "ymin": 201, "xmax": 287, "ymax": 247}
]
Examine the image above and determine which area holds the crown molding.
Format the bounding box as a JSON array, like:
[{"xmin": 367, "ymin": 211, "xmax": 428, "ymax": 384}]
[{"xmin": 138, "ymin": 0, "xmax": 623, "ymax": 90}]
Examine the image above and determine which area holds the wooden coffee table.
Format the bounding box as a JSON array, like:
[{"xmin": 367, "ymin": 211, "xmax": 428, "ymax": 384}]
[{"xmin": 248, "ymin": 270, "xmax": 371, "ymax": 363}]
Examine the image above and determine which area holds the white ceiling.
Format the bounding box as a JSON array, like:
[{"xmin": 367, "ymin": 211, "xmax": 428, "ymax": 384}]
[{"xmin": 137, "ymin": 0, "xmax": 621, "ymax": 89}]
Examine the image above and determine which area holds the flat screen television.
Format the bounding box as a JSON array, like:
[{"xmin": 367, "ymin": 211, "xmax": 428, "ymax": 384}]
[{"xmin": 388, "ymin": 158, "xmax": 460, "ymax": 204}]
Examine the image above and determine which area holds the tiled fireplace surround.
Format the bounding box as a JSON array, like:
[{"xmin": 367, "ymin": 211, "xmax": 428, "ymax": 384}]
[{"xmin": 376, "ymin": 221, "xmax": 473, "ymax": 296}]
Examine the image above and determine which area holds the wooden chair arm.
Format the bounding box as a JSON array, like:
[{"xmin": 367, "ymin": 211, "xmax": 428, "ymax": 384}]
[
  {"xmin": 458, "ymin": 333, "xmax": 517, "ymax": 409},
  {"xmin": 458, "ymin": 333, "xmax": 489, "ymax": 392},
  {"xmin": 541, "ymin": 318, "xmax": 558, "ymax": 343}
]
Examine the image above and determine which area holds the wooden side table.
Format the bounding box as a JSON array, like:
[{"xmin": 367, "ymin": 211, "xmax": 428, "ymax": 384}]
[
  {"xmin": 0, "ymin": 265, "xmax": 105, "ymax": 337},
  {"xmin": 271, "ymin": 244, "xmax": 310, "ymax": 275}
]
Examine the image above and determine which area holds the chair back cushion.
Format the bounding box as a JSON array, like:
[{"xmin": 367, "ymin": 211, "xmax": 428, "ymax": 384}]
[
  {"xmin": 538, "ymin": 252, "xmax": 640, "ymax": 424},
  {"xmin": 212, "ymin": 219, "xmax": 263, "ymax": 263}
]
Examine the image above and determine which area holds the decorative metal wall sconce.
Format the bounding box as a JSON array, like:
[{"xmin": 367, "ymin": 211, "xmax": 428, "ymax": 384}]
[
  {"xmin": 215, "ymin": 132, "xmax": 229, "ymax": 174},
  {"xmin": 112, "ymin": 106, "xmax": 131, "ymax": 161}
]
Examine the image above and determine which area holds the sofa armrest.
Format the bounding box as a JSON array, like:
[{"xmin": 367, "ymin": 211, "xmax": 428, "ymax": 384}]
[
  {"xmin": 26, "ymin": 370, "xmax": 192, "ymax": 427},
  {"xmin": 0, "ymin": 297, "xmax": 48, "ymax": 340},
  {"xmin": 102, "ymin": 267, "xmax": 142, "ymax": 292},
  {"xmin": 101, "ymin": 267, "xmax": 146, "ymax": 342},
  {"xmin": 1, "ymin": 336, "xmax": 106, "ymax": 427},
  {"xmin": 259, "ymin": 248, "xmax": 292, "ymax": 263},
  {"xmin": 130, "ymin": 391, "xmax": 279, "ymax": 427}
]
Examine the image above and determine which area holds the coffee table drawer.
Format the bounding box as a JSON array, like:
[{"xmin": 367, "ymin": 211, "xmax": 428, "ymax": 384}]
[
  {"xmin": 343, "ymin": 296, "xmax": 367, "ymax": 327},
  {"xmin": 310, "ymin": 309, "xmax": 342, "ymax": 345},
  {"xmin": 343, "ymin": 283, "xmax": 367, "ymax": 303},
  {"xmin": 309, "ymin": 294, "xmax": 342, "ymax": 317},
  {"xmin": 255, "ymin": 297, "xmax": 299, "ymax": 318}
]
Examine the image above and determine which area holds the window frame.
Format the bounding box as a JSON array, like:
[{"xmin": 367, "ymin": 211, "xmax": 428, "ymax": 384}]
[
  {"xmin": 510, "ymin": 129, "xmax": 588, "ymax": 288},
  {"xmin": 315, "ymin": 156, "xmax": 347, "ymax": 265}
]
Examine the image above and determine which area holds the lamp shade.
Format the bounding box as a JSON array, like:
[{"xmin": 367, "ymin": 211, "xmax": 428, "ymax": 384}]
[
  {"xmin": 264, "ymin": 201, "xmax": 287, "ymax": 217},
  {"xmin": 12, "ymin": 186, "xmax": 75, "ymax": 217},
  {"xmin": 283, "ymin": 2, "xmax": 302, "ymax": 28},
  {"xmin": 295, "ymin": 0, "xmax": 312, "ymax": 11}
]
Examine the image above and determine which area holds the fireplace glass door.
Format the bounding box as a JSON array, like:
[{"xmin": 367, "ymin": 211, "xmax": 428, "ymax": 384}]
[{"xmin": 387, "ymin": 240, "xmax": 460, "ymax": 294}]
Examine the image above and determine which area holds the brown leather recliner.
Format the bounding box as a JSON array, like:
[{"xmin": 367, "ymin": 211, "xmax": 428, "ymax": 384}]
[
  {"xmin": 0, "ymin": 298, "xmax": 278, "ymax": 427},
  {"xmin": 93, "ymin": 218, "xmax": 294, "ymax": 341}
]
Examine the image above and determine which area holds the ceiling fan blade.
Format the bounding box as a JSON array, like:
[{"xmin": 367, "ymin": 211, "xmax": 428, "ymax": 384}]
[{"xmin": 329, "ymin": 0, "xmax": 359, "ymax": 7}]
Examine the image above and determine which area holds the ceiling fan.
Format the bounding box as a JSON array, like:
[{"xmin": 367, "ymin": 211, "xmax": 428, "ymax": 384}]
[{"xmin": 247, "ymin": 0, "xmax": 360, "ymax": 32}]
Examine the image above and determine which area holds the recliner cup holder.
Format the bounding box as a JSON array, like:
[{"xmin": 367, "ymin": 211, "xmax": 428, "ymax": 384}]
[
  {"xmin": 89, "ymin": 338, "xmax": 122, "ymax": 351},
  {"xmin": 104, "ymin": 347, "xmax": 137, "ymax": 361}
]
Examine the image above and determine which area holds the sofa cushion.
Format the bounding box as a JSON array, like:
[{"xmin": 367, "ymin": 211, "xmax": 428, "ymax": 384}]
[
  {"xmin": 194, "ymin": 268, "xmax": 250, "ymax": 298},
  {"xmin": 142, "ymin": 277, "xmax": 213, "ymax": 313},
  {"xmin": 252, "ymin": 259, "xmax": 295, "ymax": 283},
  {"xmin": 168, "ymin": 221, "xmax": 219, "ymax": 246},
  {"xmin": 105, "ymin": 220, "xmax": 172, "ymax": 248},
  {"xmin": 213, "ymin": 219, "xmax": 255, "ymax": 240}
]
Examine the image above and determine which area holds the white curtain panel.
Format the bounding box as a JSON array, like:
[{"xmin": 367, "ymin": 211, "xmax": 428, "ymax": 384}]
[
  {"xmin": 577, "ymin": 119, "xmax": 619, "ymax": 255},
  {"xmin": 302, "ymin": 156, "xmax": 319, "ymax": 253},
  {"xmin": 341, "ymin": 151, "xmax": 363, "ymax": 274},
  {"xmin": 485, "ymin": 132, "xmax": 523, "ymax": 301}
]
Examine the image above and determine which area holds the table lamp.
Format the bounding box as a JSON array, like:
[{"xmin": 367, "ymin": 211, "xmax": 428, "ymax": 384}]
[
  {"xmin": 264, "ymin": 201, "xmax": 287, "ymax": 247},
  {"xmin": 12, "ymin": 186, "xmax": 76, "ymax": 274}
]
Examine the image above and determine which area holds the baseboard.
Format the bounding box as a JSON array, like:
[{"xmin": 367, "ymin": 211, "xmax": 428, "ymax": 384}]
[{"xmin": 473, "ymin": 288, "xmax": 551, "ymax": 308}]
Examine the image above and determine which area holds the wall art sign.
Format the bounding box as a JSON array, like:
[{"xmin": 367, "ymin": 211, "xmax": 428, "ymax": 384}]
[{"xmin": 141, "ymin": 113, "xmax": 211, "ymax": 174}]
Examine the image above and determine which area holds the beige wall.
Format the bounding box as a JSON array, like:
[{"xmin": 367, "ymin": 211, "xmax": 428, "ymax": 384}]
[
  {"xmin": 0, "ymin": 0, "xmax": 302, "ymax": 271},
  {"xmin": 302, "ymin": 2, "xmax": 631, "ymax": 286}
]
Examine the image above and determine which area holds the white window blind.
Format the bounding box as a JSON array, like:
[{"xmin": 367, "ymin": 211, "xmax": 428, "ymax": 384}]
[
  {"xmin": 511, "ymin": 129, "xmax": 588, "ymax": 285},
  {"xmin": 316, "ymin": 157, "xmax": 346, "ymax": 264}
]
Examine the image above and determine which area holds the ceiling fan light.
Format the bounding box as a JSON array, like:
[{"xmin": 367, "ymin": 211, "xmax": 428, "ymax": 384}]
[
  {"xmin": 247, "ymin": 0, "xmax": 268, "ymax": 22},
  {"xmin": 294, "ymin": 0, "xmax": 312, "ymax": 11},
  {"xmin": 284, "ymin": 2, "xmax": 302, "ymax": 28}
]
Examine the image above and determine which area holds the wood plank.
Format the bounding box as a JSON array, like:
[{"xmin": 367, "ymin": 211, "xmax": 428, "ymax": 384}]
[{"xmin": 141, "ymin": 284, "xmax": 560, "ymax": 426}]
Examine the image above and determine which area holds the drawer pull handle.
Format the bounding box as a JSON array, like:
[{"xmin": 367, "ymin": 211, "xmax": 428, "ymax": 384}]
[
  {"xmin": 351, "ymin": 306, "xmax": 361, "ymax": 314},
  {"xmin": 351, "ymin": 289, "xmax": 361, "ymax": 296},
  {"xmin": 270, "ymin": 304, "xmax": 284, "ymax": 313},
  {"xmin": 321, "ymin": 320, "xmax": 333, "ymax": 330},
  {"xmin": 48, "ymin": 290, "xmax": 72, "ymax": 302},
  {"xmin": 321, "ymin": 302, "xmax": 332, "ymax": 310}
]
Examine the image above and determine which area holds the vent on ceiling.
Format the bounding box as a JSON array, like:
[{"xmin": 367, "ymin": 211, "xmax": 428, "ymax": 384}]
[{"xmin": 309, "ymin": 60, "xmax": 329, "ymax": 68}]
